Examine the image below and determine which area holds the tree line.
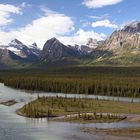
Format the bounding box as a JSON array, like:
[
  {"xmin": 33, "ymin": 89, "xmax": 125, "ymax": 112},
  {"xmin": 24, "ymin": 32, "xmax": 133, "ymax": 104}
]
[{"xmin": 0, "ymin": 67, "xmax": 140, "ymax": 98}]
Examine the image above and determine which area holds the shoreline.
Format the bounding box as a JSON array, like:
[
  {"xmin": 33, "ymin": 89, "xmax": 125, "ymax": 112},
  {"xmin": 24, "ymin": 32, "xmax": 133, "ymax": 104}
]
[
  {"xmin": 1, "ymin": 83, "xmax": 140, "ymax": 102},
  {"xmin": 0, "ymin": 83, "xmax": 140, "ymax": 108},
  {"xmin": 17, "ymin": 108, "xmax": 127, "ymax": 123}
]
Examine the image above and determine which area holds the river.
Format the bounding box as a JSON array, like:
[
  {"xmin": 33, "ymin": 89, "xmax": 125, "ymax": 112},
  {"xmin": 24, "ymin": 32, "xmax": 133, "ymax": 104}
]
[{"xmin": 0, "ymin": 83, "xmax": 140, "ymax": 140}]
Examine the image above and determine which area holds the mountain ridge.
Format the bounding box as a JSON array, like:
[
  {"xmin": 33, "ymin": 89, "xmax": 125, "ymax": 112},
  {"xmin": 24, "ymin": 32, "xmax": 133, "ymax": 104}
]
[
  {"xmin": 0, "ymin": 21, "xmax": 140, "ymax": 68},
  {"xmin": 88, "ymin": 21, "xmax": 140, "ymax": 65}
]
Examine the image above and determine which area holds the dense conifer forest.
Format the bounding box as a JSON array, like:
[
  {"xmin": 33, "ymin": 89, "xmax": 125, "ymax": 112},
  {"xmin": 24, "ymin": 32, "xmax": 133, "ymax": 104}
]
[{"xmin": 0, "ymin": 66, "xmax": 140, "ymax": 98}]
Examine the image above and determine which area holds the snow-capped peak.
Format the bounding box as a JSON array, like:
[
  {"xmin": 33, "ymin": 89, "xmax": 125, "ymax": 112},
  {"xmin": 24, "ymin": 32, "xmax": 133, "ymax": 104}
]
[
  {"xmin": 10, "ymin": 39, "xmax": 23, "ymax": 45},
  {"xmin": 8, "ymin": 39, "xmax": 28, "ymax": 58},
  {"xmin": 29, "ymin": 42, "xmax": 38, "ymax": 49},
  {"xmin": 9, "ymin": 39, "xmax": 26, "ymax": 50}
]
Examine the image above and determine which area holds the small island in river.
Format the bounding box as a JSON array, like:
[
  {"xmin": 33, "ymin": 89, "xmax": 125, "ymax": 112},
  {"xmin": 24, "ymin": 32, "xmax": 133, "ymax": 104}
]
[
  {"xmin": 17, "ymin": 96, "xmax": 140, "ymax": 123},
  {"xmin": 0, "ymin": 100, "xmax": 17, "ymax": 106}
]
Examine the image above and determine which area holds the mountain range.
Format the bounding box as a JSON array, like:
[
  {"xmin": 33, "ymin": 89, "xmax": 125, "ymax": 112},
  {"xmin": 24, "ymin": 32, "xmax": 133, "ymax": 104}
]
[{"xmin": 0, "ymin": 21, "xmax": 140, "ymax": 68}]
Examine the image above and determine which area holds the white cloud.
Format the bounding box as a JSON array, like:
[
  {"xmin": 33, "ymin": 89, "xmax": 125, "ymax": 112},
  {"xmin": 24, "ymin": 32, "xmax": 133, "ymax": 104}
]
[
  {"xmin": 0, "ymin": 14, "xmax": 106, "ymax": 48},
  {"xmin": 92, "ymin": 19, "xmax": 118, "ymax": 28},
  {"xmin": 82, "ymin": 22, "xmax": 91, "ymax": 27},
  {"xmin": 0, "ymin": 5, "xmax": 107, "ymax": 49},
  {"xmin": 20, "ymin": 2, "xmax": 31, "ymax": 8},
  {"xmin": 0, "ymin": 11, "xmax": 74, "ymax": 48},
  {"xmin": 58, "ymin": 29, "xmax": 106, "ymax": 46},
  {"xmin": 89, "ymin": 14, "xmax": 110, "ymax": 20},
  {"xmin": 21, "ymin": 2, "xmax": 26, "ymax": 8},
  {"xmin": 0, "ymin": 4, "xmax": 22, "ymax": 26},
  {"xmin": 18, "ymin": 13, "xmax": 74, "ymax": 47},
  {"xmin": 40, "ymin": 6, "xmax": 58, "ymax": 15},
  {"xmin": 83, "ymin": 0, "xmax": 123, "ymax": 8}
]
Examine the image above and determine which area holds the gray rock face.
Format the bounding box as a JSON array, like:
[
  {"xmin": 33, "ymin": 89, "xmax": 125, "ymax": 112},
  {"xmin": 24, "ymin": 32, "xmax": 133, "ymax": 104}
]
[
  {"xmin": 122, "ymin": 21, "xmax": 140, "ymax": 33},
  {"xmin": 40, "ymin": 38, "xmax": 80, "ymax": 61},
  {"xmin": 90, "ymin": 21, "xmax": 140, "ymax": 65},
  {"xmin": 102, "ymin": 21, "xmax": 140, "ymax": 54}
]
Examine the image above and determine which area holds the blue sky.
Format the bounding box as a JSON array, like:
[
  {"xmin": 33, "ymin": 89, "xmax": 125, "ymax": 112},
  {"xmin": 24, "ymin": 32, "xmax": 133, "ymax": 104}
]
[{"xmin": 0, "ymin": 0, "xmax": 139, "ymax": 48}]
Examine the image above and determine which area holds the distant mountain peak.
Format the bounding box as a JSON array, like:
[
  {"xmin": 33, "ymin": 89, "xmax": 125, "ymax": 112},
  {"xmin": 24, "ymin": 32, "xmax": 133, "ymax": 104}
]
[
  {"xmin": 29, "ymin": 42, "xmax": 41, "ymax": 56},
  {"xmin": 127, "ymin": 21, "xmax": 139, "ymax": 27},
  {"xmin": 9, "ymin": 39, "xmax": 27, "ymax": 50},
  {"xmin": 122, "ymin": 21, "xmax": 140, "ymax": 33},
  {"xmin": 29, "ymin": 42, "xmax": 39, "ymax": 49},
  {"xmin": 50, "ymin": 37, "xmax": 57, "ymax": 41},
  {"xmin": 40, "ymin": 37, "xmax": 80, "ymax": 61},
  {"xmin": 10, "ymin": 39, "xmax": 23, "ymax": 45},
  {"xmin": 86, "ymin": 38, "xmax": 98, "ymax": 49},
  {"xmin": 48, "ymin": 37, "xmax": 61, "ymax": 44},
  {"xmin": 32, "ymin": 42, "xmax": 37, "ymax": 47},
  {"xmin": 85, "ymin": 38, "xmax": 104, "ymax": 50},
  {"xmin": 43, "ymin": 37, "xmax": 63, "ymax": 49}
]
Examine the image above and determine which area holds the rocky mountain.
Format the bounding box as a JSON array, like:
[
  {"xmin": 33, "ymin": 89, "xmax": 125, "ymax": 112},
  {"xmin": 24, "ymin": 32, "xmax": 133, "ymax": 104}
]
[
  {"xmin": 102, "ymin": 21, "xmax": 140, "ymax": 51},
  {"xmin": 0, "ymin": 48, "xmax": 28, "ymax": 68},
  {"xmin": 68, "ymin": 44, "xmax": 92, "ymax": 56},
  {"xmin": 0, "ymin": 21, "xmax": 140, "ymax": 68},
  {"xmin": 40, "ymin": 38, "xmax": 80, "ymax": 62},
  {"xmin": 8, "ymin": 39, "xmax": 39, "ymax": 60},
  {"xmin": 69, "ymin": 38, "xmax": 104, "ymax": 56},
  {"xmin": 90, "ymin": 21, "xmax": 140, "ymax": 65},
  {"xmin": 0, "ymin": 39, "xmax": 40, "ymax": 68},
  {"xmin": 122, "ymin": 21, "xmax": 140, "ymax": 33},
  {"xmin": 29, "ymin": 42, "xmax": 41, "ymax": 56},
  {"xmin": 87, "ymin": 38, "xmax": 104, "ymax": 49}
]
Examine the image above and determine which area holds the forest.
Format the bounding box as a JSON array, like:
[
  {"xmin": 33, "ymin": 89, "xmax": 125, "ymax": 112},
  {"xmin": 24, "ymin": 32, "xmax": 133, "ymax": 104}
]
[{"xmin": 0, "ymin": 66, "xmax": 140, "ymax": 98}]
